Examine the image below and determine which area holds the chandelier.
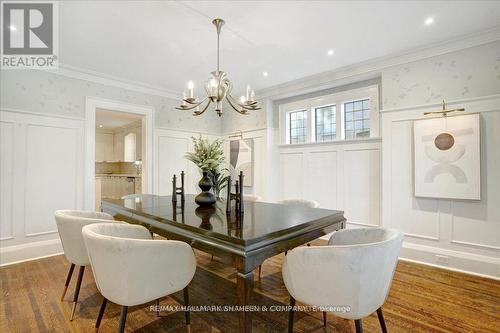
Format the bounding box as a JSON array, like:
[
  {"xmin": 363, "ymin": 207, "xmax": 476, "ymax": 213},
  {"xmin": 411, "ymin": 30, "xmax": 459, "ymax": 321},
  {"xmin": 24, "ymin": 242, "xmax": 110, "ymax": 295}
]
[{"xmin": 176, "ymin": 18, "xmax": 261, "ymax": 117}]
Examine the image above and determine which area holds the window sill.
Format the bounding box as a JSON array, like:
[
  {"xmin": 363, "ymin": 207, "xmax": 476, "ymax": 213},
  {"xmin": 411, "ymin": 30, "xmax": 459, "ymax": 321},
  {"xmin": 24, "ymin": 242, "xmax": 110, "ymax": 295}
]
[{"xmin": 278, "ymin": 137, "xmax": 381, "ymax": 149}]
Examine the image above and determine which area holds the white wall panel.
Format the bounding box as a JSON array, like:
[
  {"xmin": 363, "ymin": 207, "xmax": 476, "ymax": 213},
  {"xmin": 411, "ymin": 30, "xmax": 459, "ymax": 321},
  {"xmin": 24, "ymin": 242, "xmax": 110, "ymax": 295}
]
[
  {"xmin": 279, "ymin": 139, "xmax": 381, "ymax": 227},
  {"xmin": 24, "ymin": 125, "xmax": 79, "ymax": 236},
  {"xmin": 449, "ymin": 111, "xmax": 500, "ymax": 250},
  {"xmin": 155, "ymin": 129, "xmax": 221, "ymax": 197},
  {"xmin": 307, "ymin": 151, "xmax": 338, "ymax": 209},
  {"xmin": 390, "ymin": 121, "xmax": 440, "ymax": 239},
  {"xmin": 344, "ymin": 149, "xmax": 380, "ymax": 226},
  {"xmin": 280, "ymin": 153, "xmax": 304, "ymax": 199},
  {"xmin": 382, "ymin": 95, "xmax": 500, "ymax": 278},
  {"xmin": 0, "ymin": 110, "xmax": 84, "ymax": 265},
  {"xmin": 0, "ymin": 121, "xmax": 14, "ymax": 240},
  {"xmin": 156, "ymin": 136, "xmax": 189, "ymax": 195}
]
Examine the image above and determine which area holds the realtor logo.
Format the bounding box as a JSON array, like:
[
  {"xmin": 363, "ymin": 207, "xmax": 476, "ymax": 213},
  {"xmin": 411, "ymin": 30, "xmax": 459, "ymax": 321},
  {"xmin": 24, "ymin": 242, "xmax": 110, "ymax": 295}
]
[{"xmin": 1, "ymin": 1, "xmax": 58, "ymax": 69}]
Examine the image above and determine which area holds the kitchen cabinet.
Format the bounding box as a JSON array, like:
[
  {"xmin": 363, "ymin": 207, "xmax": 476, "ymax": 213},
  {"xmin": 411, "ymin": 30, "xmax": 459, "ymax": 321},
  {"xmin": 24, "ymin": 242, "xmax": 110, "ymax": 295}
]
[
  {"xmin": 95, "ymin": 123, "xmax": 141, "ymax": 163},
  {"xmin": 113, "ymin": 131, "xmax": 124, "ymax": 162},
  {"xmin": 124, "ymin": 132, "xmax": 136, "ymax": 162},
  {"xmin": 100, "ymin": 176, "xmax": 135, "ymax": 199},
  {"xmin": 95, "ymin": 132, "xmax": 114, "ymax": 162}
]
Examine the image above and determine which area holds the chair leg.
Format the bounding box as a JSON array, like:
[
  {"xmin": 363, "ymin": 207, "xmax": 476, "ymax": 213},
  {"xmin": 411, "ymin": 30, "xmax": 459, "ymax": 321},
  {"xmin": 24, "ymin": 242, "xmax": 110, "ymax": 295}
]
[
  {"xmin": 70, "ymin": 266, "xmax": 85, "ymax": 321},
  {"xmin": 258, "ymin": 265, "xmax": 262, "ymax": 279},
  {"xmin": 183, "ymin": 286, "xmax": 191, "ymax": 332},
  {"xmin": 288, "ymin": 296, "xmax": 295, "ymax": 333},
  {"xmin": 61, "ymin": 263, "xmax": 75, "ymax": 301},
  {"xmin": 323, "ymin": 311, "xmax": 327, "ymax": 327},
  {"xmin": 95, "ymin": 297, "xmax": 107, "ymax": 332},
  {"xmin": 355, "ymin": 319, "xmax": 363, "ymax": 333},
  {"xmin": 118, "ymin": 306, "xmax": 128, "ymax": 333},
  {"xmin": 377, "ymin": 307, "xmax": 388, "ymax": 333}
]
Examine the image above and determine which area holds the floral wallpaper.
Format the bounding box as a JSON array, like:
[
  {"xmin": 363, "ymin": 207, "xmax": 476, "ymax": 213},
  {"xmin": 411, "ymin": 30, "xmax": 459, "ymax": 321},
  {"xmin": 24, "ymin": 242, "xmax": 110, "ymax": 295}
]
[
  {"xmin": 382, "ymin": 41, "xmax": 500, "ymax": 109},
  {"xmin": 0, "ymin": 69, "xmax": 222, "ymax": 134}
]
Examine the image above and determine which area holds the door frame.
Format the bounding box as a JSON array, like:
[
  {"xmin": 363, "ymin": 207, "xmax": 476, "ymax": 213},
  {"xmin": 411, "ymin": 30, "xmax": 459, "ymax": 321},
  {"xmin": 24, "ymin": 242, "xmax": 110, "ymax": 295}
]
[{"xmin": 84, "ymin": 96, "xmax": 154, "ymax": 210}]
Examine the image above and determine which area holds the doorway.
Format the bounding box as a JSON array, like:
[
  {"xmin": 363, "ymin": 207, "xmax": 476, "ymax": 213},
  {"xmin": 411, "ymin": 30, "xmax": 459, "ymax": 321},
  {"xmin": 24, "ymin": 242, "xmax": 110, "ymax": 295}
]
[{"xmin": 84, "ymin": 97, "xmax": 154, "ymax": 211}]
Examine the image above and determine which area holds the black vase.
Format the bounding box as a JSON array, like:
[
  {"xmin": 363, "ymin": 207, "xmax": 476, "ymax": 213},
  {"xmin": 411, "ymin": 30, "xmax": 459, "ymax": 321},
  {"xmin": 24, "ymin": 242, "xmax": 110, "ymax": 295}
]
[{"xmin": 195, "ymin": 171, "xmax": 216, "ymax": 206}]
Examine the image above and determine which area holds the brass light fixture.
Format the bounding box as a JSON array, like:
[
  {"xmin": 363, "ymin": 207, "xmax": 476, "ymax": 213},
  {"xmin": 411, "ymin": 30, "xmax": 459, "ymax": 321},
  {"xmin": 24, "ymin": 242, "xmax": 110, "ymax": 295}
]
[
  {"xmin": 423, "ymin": 100, "xmax": 465, "ymax": 117},
  {"xmin": 176, "ymin": 18, "xmax": 261, "ymax": 117}
]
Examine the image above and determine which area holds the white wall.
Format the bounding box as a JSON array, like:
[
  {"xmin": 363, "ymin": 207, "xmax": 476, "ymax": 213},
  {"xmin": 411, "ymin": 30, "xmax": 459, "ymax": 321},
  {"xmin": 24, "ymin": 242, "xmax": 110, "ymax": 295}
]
[
  {"xmin": 278, "ymin": 139, "xmax": 381, "ymax": 227},
  {"xmin": 0, "ymin": 68, "xmax": 221, "ymax": 265},
  {"xmin": 154, "ymin": 128, "xmax": 221, "ymax": 196},
  {"xmin": 0, "ymin": 110, "xmax": 84, "ymax": 264},
  {"xmin": 380, "ymin": 41, "xmax": 500, "ymax": 278},
  {"xmin": 220, "ymin": 40, "xmax": 500, "ymax": 278}
]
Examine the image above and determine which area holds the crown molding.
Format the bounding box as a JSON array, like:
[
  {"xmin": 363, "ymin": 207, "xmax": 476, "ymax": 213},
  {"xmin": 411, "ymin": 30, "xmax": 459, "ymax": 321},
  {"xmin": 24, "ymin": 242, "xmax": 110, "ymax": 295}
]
[
  {"xmin": 33, "ymin": 27, "xmax": 500, "ymax": 104},
  {"xmin": 51, "ymin": 64, "xmax": 180, "ymax": 100},
  {"xmin": 258, "ymin": 27, "xmax": 500, "ymax": 101}
]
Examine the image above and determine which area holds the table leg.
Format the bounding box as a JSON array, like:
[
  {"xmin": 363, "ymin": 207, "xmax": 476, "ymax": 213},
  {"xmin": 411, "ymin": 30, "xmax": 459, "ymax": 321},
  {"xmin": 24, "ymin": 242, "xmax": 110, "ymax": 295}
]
[{"xmin": 237, "ymin": 270, "xmax": 254, "ymax": 333}]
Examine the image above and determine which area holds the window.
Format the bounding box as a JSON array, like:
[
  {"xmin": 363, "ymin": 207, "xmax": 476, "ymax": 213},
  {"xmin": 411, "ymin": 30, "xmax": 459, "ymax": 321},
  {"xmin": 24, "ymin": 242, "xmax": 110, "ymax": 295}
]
[
  {"xmin": 315, "ymin": 105, "xmax": 336, "ymax": 142},
  {"xmin": 279, "ymin": 85, "xmax": 379, "ymax": 145},
  {"xmin": 289, "ymin": 110, "xmax": 307, "ymax": 144},
  {"xmin": 344, "ymin": 99, "xmax": 370, "ymax": 139}
]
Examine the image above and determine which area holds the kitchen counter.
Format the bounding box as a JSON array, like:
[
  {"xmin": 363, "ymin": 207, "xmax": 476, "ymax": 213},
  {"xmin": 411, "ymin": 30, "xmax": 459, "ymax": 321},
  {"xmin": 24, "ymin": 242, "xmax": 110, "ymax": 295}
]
[{"xmin": 96, "ymin": 173, "xmax": 141, "ymax": 178}]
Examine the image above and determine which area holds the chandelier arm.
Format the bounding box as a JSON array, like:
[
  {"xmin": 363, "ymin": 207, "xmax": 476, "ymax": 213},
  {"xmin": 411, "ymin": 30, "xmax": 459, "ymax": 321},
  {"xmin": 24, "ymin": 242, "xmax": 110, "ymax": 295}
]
[
  {"xmin": 225, "ymin": 95, "xmax": 248, "ymax": 115},
  {"xmin": 193, "ymin": 99, "xmax": 212, "ymax": 116},
  {"xmin": 227, "ymin": 93, "xmax": 257, "ymax": 111},
  {"xmin": 175, "ymin": 98, "xmax": 207, "ymax": 111}
]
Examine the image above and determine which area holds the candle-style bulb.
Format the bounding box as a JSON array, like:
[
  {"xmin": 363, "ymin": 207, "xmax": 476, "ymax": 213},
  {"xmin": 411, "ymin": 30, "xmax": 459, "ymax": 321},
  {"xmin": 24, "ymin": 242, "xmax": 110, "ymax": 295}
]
[{"xmin": 187, "ymin": 81, "xmax": 194, "ymax": 98}]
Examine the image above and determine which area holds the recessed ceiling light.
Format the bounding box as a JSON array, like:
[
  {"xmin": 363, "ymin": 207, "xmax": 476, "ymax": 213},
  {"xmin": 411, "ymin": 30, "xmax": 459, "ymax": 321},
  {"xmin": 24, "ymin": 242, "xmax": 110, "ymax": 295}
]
[
  {"xmin": 99, "ymin": 124, "xmax": 103, "ymax": 128},
  {"xmin": 263, "ymin": 71, "xmax": 268, "ymax": 77},
  {"xmin": 9, "ymin": 25, "xmax": 17, "ymax": 31},
  {"xmin": 424, "ymin": 17, "xmax": 434, "ymax": 26},
  {"xmin": 327, "ymin": 49, "xmax": 335, "ymax": 56}
]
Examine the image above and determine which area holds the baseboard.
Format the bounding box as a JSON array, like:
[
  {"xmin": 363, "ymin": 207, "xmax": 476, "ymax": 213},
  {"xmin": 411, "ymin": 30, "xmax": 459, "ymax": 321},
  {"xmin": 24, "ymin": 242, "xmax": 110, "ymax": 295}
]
[
  {"xmin": 0, "ymin": 239, "xmax": 63, "ymax": 266},
  {"xmin": 400, "ymin": 242, "xmax": 500, "ymax": 280}
]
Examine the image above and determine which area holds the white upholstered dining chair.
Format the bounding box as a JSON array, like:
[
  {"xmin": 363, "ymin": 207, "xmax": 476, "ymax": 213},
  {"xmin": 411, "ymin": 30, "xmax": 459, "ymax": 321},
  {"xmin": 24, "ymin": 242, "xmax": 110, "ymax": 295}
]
[
  {"xmin": 82, "ymin": 222, "xmax": 197, "ymax": 333},
  {"xmin": 282, "ymin": 228, "xmax": 403, "ymax": 333},
  {"xmin": 54, "ymin": 210, "xmax": 114, "ymax": 320}
]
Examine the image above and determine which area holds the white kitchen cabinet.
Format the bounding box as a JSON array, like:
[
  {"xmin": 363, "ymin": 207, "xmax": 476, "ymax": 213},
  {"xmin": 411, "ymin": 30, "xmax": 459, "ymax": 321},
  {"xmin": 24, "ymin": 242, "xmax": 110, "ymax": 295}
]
[
  {"xmin": 100, "ymin": 176, "xmax": 135, "ymax": 199},
  {"xmin": 113, "ymin": 131, "xmax": 124, "ymax": 162},
  {"xmin": 124, "ymin": 132, "xmax": 136, "ymax": 162},
  {"xmin": 95, "ymin": 132, "xmax": 114, "ymax": 162}
]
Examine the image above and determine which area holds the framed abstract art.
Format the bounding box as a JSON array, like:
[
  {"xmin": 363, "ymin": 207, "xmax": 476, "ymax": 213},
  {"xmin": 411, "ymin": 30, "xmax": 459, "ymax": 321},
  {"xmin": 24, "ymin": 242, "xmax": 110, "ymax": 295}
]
[{"xmin": 413, "ymin": 113, "xmax": 481, "ymax": 200}]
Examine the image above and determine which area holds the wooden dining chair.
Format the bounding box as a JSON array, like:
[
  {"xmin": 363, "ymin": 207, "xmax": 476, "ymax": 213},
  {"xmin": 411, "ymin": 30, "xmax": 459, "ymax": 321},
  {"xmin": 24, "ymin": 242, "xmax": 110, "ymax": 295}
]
[
  {"xmin": 282, "ymin": 228, "xmax": 403, "ymax": 333},
  {"xmin": 54, "ymin": 210, "xmax": 114, "ymax": 321},
  {"xmin": 82, "ymin": 222, "xmax": 196, "ymax": 333}
]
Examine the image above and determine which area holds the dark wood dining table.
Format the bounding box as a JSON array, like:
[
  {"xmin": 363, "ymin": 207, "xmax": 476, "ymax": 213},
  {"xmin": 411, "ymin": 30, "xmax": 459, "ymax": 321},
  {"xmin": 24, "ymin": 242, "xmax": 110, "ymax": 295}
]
[{"xmin": 101, "ymin": 194, "xmax": 346, "ymax": 333}]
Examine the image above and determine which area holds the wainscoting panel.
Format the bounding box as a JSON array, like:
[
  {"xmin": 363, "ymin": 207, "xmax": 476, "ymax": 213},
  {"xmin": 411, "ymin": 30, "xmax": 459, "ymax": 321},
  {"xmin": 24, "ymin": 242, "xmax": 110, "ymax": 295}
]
[
  {"xmin": 381, "ymin": 95, "xmax": 500, "ymax": 278},
  {"xmin": 24, "ymin": 124, "xmax": 79, "ymax": 236},
  {"xmin": 280, "ymin": 152, "xmax": 304, "ymax": 200},
  {"xmin": 279, "ymin": 139, "xmax": 381, "ymax": 226},
  {"xmin": 344, "ymin": 148, "xmax": 380, "ymax": 226},
  {"xmin": 155, "ymin": 128, "xmax": 220, "ymax": 197},
  {"xmin": 156, "ymin": 136, "xmax": 189, "ymax": 196},
  {"xmin": 0, "ymin": 110, "xmax": 84, "ymax": 265},
  {"xmin": 0, "ymin": 121, "xmax": 14, "ymax": 240},
  {"xmin": 449, "ymin": 111, "xmax": 500, "ymax": 250},
  {"xmin": 307, "ymin": 151, "xmax": 338, "ymax": 209},
  {"xmin": 390, "ymin": 121, "xmax": 440, "ymax": 240}
]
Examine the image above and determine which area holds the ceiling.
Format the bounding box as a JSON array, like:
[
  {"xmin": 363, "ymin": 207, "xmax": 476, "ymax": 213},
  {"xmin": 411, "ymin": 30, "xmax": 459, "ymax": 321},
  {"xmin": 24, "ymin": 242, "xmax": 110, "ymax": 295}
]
[
  {"xmin": 60, "ymin": 1, "xmax": 500, "ymax": 96},
  {"xmin": 95, "ymin": 109, "xmax": 143, "ymax": 130}
]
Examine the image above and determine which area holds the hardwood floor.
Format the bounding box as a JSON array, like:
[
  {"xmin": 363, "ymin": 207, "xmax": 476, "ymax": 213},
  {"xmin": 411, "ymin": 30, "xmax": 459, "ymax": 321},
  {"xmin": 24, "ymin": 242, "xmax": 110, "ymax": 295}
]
[{"xmin": 1, "ymin": 242, "xmax": 499, "ymax": 333}]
